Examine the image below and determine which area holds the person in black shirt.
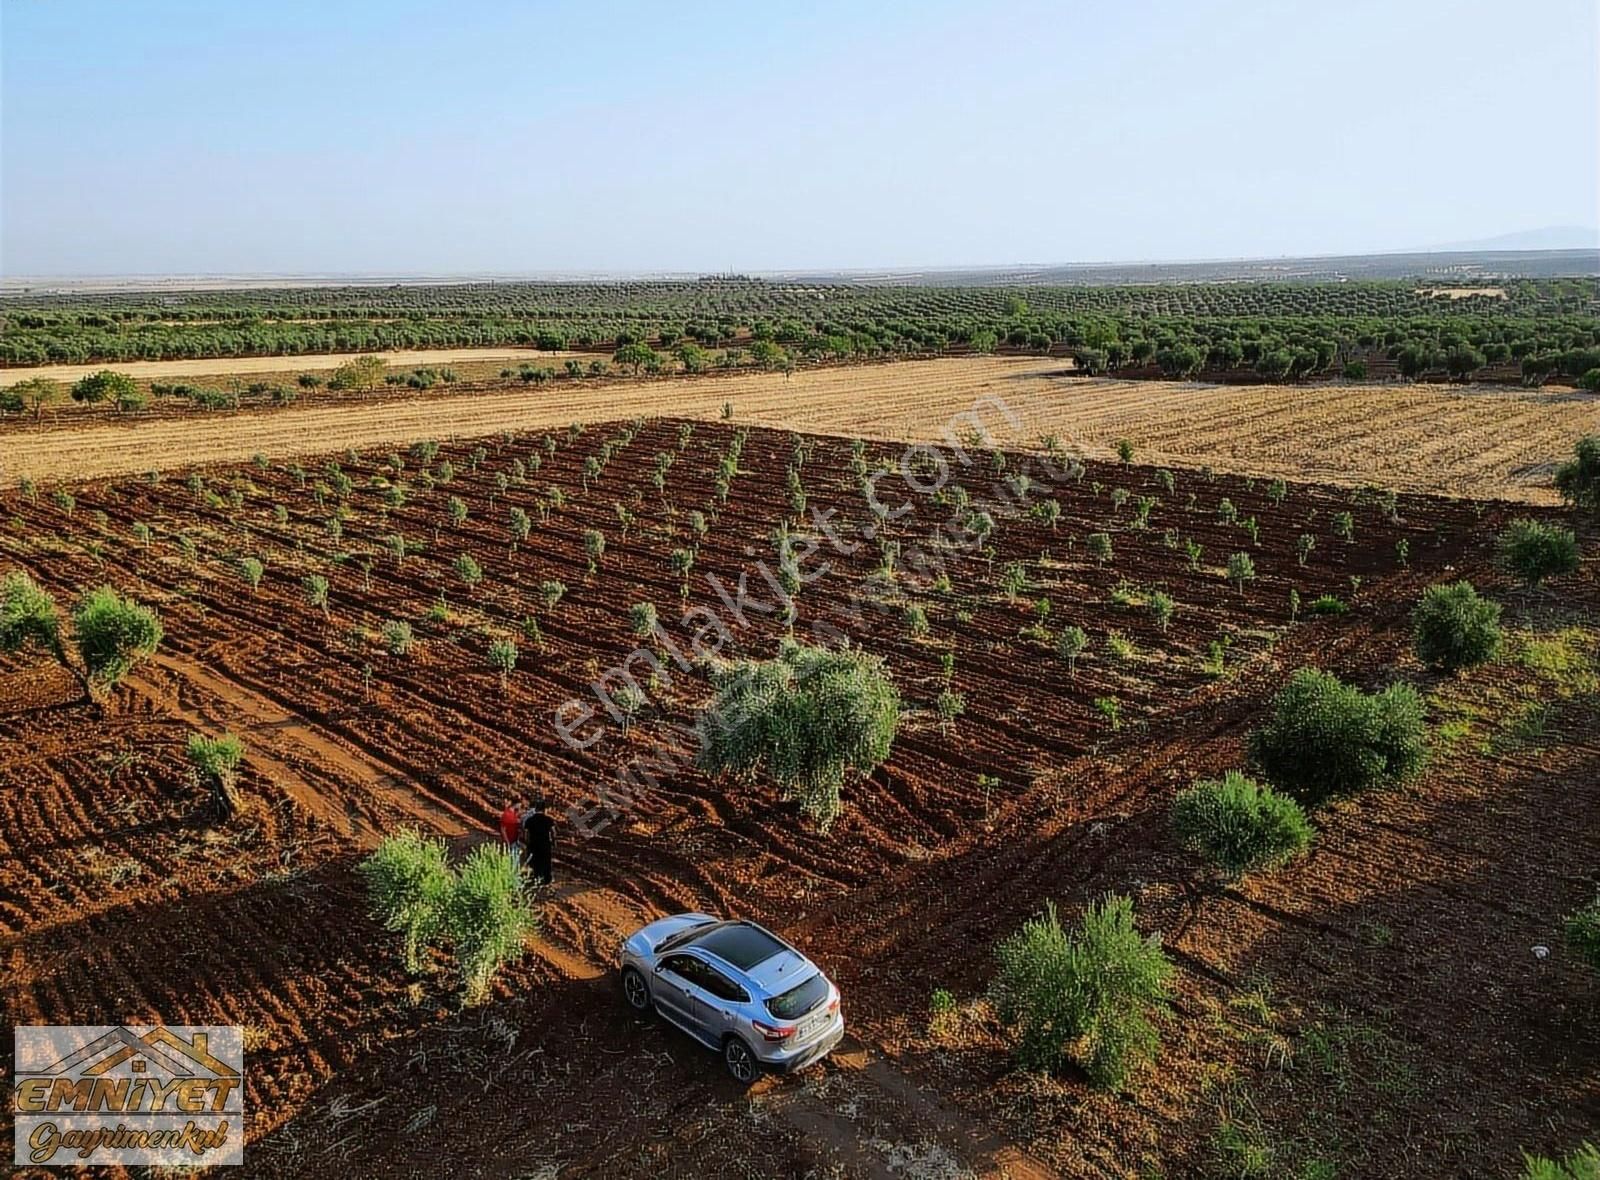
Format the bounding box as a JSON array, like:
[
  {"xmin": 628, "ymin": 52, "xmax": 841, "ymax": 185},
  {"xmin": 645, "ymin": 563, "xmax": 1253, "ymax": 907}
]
[{"xmin": 521, "ymin": 798, "xmax": 555, "ymax": 887}]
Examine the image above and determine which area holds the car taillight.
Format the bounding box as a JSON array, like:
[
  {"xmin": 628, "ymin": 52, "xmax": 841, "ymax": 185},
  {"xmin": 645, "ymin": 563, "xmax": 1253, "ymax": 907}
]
[{"xmin": 752, "ymin": 1020, "xmax": 795, "ymax": 1042}]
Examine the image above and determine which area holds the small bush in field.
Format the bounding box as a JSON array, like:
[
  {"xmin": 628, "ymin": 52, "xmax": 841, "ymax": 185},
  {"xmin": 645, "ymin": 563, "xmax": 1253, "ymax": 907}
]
[
  {"xmin": 1520, "ymin": 1143, "xmax": 1600, "ymax": 1180},
  {"xmin": 237, "ymin": 557, "xmax": 264, "ymax": 593},
  {"xmin": 1, "ymin": 571, "xmax": 61, "ymax": 663},
  {"xmin": 454, "ymin": 553, "xmax": 483, "ymax": 588},
  {"xmin": 1226, "ymin": 552, "xmax": 1255, "ymax": 593},
  {"xmin": 991, "ymin": 895, "xmax": 1172, "ymax": 1089},
  {"xmin": 72, "ymin": 587, "xmax": 162, "ymax": 695},
  {"xmin": 1498, "ymin": 518, "xmax": 1579, "ymax": 589},
  {"xmin": 1566, "ymin": 898, "xmax": 1600, "ymax": 972},
  {"xmin": 1087, "ymin": 533, "xmax": 1113, "ymax": 565},
  {"xmin": 1554, "ymin": 435, "xmax": 1599, "ymax": 515},
  {"xmin": 1171, "ymin": 771, "xmax": 1312, "ymax": 877},
  {"xmin": 1307, "ymin": 593, "xmax": 1347, "ymax": 616},
  {"xmin": 1412, "ymin": 581, "xmax": 1501, "ymax": 671},
  {"xmin": 630, "ymin": 601, "xmax": 659, "ymax": 640},
  {"xmin": 303, "ymin": 574, "xmax": 330, "ymax": 618},
  {"xmin": 1056, "ymin": 625, "xmax": 1087, "ymax": 672},
  {"xmin": 1148, "ymin": 591, "xmax": 1174, "ymax": 632},
  {"xmin": 583, "ymin": 529, "xmax": 606, "ymax": 573},
  {"xmin": 447, "ymin": 496, "xmax": 468, "ymax": 528},
  {"xmin": 445, "ymin": 843, "xmax": 537, "ymax": 1004},
  {"xmin": 187, "ymin": 732, "xmax": 246, "ymax": 818},
  {"xmin": 696, "ymin": 640, "xmax": 899, "ymax": 831},
  {"xmin": 487, "ymin": 639, "xmax": 518, "ymax": 688},
  {"xmin": 538, "ymin": 580, "xmax": 567, "ymax": 610},
  {"xmin": 359, "ymin": 829, "xmax": 453, "ymax": 974},
  {"xmin": 382, "ymin": 619, "xmax": 415, "ymax": 657},
  {"xmin": 1249, "ymin": 668, "xmax": 1427, "ymax": 806}
]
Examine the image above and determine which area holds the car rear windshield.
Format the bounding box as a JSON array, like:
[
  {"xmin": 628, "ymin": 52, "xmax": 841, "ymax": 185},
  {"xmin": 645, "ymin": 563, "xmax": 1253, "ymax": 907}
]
[
  {"xmin": 691, "ymin": 922, "xmax": 786, "ymax": 970},
  {"xmin": 765, "ymin": 972, "xmax": 829, "ymax": 1021}
]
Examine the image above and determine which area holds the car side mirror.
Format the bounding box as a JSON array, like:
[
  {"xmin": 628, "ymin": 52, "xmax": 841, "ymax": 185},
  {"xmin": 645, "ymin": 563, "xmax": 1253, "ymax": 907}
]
[{"xmin": 653, "ymin": 963, "xmax": 666, "ymax": 974}]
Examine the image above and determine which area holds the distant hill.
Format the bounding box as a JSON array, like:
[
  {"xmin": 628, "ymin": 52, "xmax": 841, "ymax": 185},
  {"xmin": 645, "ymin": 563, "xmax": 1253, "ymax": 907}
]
[{"xmin": 1427, "ymin": 226, "xmax": 1600, "ymax": 252}]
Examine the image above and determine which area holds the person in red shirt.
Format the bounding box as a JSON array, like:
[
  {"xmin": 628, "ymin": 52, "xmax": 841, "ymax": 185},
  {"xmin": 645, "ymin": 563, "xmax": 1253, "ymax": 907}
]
[{"xmin": 499, "ymin": 800, "xmax": 523, "ymax": 872}]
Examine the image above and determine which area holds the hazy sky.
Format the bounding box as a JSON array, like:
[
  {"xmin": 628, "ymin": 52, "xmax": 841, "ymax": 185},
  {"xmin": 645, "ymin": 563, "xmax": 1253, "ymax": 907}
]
[{"xmin": 3, "ymin": 0, "xmax": 1597, "ymax": 276}]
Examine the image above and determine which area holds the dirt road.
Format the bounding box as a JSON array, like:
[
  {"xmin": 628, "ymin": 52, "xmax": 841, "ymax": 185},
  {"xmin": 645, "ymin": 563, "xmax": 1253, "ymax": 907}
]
[{"xmin": 0, "ymin": 346, "xmax": 582, "ymax": 386}]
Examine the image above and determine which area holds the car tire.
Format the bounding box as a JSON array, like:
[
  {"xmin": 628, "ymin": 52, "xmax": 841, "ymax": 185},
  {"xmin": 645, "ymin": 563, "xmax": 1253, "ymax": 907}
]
[
  {"xmin": 723, "ymin": 1035, "xmax": 758, "ymax": 1085},
  {"xmin": 621, "ymin": 966, "xmax": 651, "ymax": 1012}
]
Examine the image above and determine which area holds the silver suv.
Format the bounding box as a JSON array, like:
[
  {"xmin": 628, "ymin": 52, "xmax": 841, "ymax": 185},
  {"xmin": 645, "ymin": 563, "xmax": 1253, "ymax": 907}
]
[{"xmin": 619, "ymin": 913, "xmax": 845, "ymax": 1082}]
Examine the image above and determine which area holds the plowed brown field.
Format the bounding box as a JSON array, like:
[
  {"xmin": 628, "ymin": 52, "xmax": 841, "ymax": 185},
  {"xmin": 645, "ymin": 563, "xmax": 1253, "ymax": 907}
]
[
  {"xmin": 2, "ymin": 417, "xmax": 1595, "ymax": 1178},
  {"xmin": 3, "ymin": 357, "xmax": 1593, "ymax": 502}
]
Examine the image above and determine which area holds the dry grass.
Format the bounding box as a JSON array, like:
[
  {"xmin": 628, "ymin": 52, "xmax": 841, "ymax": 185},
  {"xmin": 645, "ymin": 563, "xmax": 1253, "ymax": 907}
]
[{"xmin": 2, "ymin": 356, "xmax": 1592, "ymax": 501}]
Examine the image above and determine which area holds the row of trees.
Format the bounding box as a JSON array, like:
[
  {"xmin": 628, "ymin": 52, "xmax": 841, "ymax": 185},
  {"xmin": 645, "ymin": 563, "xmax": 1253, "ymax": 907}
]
[{"xmin": 4, "ymin": 278, "xmax": 1592, "ymax": 372}]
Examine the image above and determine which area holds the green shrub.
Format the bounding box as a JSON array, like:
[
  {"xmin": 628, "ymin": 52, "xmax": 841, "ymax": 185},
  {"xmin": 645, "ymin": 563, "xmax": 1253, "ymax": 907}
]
[
  {"xmin": 1498, "ymin": 518, "xmax": 1580, "ymax": 589},
  {"xmin": 1171, "ymin": 771, "xmax": 1312, "ymax": 877},
  {"xmin": 382, "ymin": 619, "xmax": 415, "ymax": 656},
  {"xmin": 187, "ymin": 732, "xmax": 245, "ymax": 817},
  {"xmin": 445, "ymin": 843, "xmax": 537, "ymax": 1005},
  {"xmin": 1412, "ymin": 581, "xmax": 1501, "ymax": 671},
  {"xmin": 991, "ymin": 895, "xmax": 1172, "ymax": 1089},
  {"xmin": 1521, "ymin": 1143, "xmax": 1600, "ymax": 1180},
  {"xmin": 0, "ymin": 570, "xmax": 62, "ymax": 661},
  {"xmin": 487, "ymin": 638, "xmax": 518, "ymax": 687},
  {"xmin": 630, "ymin": 601, "xmax": 659, "ymax": 639},
  {"xmin": 71, "ymin": 369, "xmax": 138, "ymax": 406},
  {"xmin": 1056, "ymin": 625, "xmax": 1087, "ymax": 672},
  {"xmin": 303, "ymin": 574, "xmax": 330, "ymax": 617},
  {"xmin": 1148, "ymin": 591, "xmax": 1174, "ymax": 632},
  {"xmin": 1249, "ymin": 668, "xmax": 1427, "ymax": 806},
  {"xmin": 453, "ymin": 553, "xmax": 483, "ymax": 588},
  {"xmin": 537, "ymin": 580, "xmax": 567, "ymax": 610},
  {"xmin": 1087, "ymin": 533, "xmax": 1113, "ymax": 565},
  {"xmin": 696, "ymin": 640, "xmax": 899, "ymax": 830},
  {"xmin": 71, "ymin": 586, "xmax": 162, "ymax": 695},
  {"xmin": 359, "ymin": 830, "xmax": 454, "ymax": 974},
  {"xmin": 1226, "ymin": 551, "xmax": 1256, "ymax": 593},
  {"xmin": 1307, "ymin": 594, "xmax": 1347, "ymax": 616},
  {"xmin": 1566, "ymin": 897, "xmax": 1600, "ymax": 972},
  {"xmin": 1554, "ymin": 435, "xmax": 1599, "ymax": 514}
]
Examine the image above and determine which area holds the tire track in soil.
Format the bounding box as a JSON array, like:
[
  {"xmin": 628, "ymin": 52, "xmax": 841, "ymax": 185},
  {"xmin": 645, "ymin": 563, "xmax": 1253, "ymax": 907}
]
[{"xmin": 115, "ymin": 642, "xmax": 1051, "ymax": 1176}]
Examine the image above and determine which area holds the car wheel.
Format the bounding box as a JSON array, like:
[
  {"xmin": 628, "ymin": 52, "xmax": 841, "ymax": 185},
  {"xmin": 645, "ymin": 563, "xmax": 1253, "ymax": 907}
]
[
  {"xmin": 621, "ymin": 967, "xmax": 650, "ymax": 1012},
  {"xmin": 723, "ymin": 1036, "xmax": 758, "ymax": 1084}
]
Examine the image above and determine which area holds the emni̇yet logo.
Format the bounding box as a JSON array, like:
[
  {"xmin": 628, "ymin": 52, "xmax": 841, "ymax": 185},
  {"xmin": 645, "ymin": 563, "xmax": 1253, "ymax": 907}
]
[{"xmin": 12, "ymin": 1024, "xmax": 245, "ymax": 1167}]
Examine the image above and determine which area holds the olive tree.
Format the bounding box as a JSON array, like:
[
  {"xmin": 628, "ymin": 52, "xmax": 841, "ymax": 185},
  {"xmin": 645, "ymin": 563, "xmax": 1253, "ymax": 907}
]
[
  {"xmin": 1554, "ymin": 435, "xmax": 1599, "ymax": 514},
  {"xmin": 696, "ymin": 640, "xmax": 900, "ymax": 830},
  {"xmin": 1412, "ymin": 581, "xmax": 1501, "ymax": 671},
  {"xmin": 187, "ymin": 732, "xmax": 246, "ymax": 819},
  {"xmin": 991, "ymin": 895, "xmax": 1172, "ymax": 1089},
  {"xmin": 1498, "ymin": 518, "xmax": 1579, "ymax": 589},
  {"xmin": 358, "ymin": 829, "xmax": 454, "ymax": 974},
  {"xmin": 1249, "ymin": 668, "xmax": 1427, "ymax": 806}
]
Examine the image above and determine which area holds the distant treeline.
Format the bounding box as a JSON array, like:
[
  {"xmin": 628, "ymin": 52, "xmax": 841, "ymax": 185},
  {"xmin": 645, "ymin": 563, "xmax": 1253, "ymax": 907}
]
[{"xmin": 2, "ymin": 278, "xmax": 1597, "ymax": 385}]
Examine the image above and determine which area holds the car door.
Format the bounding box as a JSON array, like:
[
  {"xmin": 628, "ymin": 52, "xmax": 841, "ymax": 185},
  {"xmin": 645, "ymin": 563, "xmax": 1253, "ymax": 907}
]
[
  {"xmin": 653, "ymin": 955, "xmax": 705, "ymax": 1036},
  {"xmin": 690, "ymin": 961, "xmax": 749, "ymax": 1040}
]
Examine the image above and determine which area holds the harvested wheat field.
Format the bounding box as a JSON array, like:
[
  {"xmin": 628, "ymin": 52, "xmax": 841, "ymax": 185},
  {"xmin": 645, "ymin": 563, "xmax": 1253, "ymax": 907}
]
[{"xmin": 3, "ymin": 357, "xmax": 1594, "ymax": 502}]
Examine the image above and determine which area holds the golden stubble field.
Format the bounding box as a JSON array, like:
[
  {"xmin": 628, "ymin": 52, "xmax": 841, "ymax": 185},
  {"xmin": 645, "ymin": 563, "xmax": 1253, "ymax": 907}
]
[{"xmin": 2, "ymin": 356, "xmax": 1594, "ymax": 501}]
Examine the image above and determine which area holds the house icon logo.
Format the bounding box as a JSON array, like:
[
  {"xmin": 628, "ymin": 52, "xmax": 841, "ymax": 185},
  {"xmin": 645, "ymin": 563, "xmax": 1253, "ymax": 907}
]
[{"xmin": 12, "ymin": 1024, "xmax": 245, "ymax": 1167}]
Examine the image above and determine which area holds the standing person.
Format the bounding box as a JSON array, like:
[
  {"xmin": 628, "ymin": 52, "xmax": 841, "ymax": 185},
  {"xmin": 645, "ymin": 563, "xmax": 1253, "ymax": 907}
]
[
  {"xmin": 521, "ymin": 798, "xmax": 555, "ymax": 887},
  {"xmin": 499, "ymin": 799, "xmax": 523, "ymax": 872}
]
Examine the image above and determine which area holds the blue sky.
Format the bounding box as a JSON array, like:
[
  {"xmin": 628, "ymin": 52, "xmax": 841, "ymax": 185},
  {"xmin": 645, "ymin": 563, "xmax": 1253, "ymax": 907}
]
[{"xmin": 2, "ymin": 0, "xmax": 1596, "ymax": 275}]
